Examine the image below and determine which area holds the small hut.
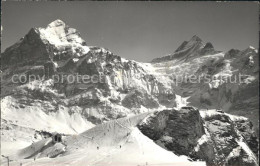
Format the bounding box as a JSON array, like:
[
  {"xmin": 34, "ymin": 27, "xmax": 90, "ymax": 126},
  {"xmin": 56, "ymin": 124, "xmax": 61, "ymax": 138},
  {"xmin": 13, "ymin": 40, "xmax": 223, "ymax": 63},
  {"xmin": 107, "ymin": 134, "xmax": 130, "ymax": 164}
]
[{"xmin": 52, "ymin": 132, "xmax": 62, "ymax": 143}]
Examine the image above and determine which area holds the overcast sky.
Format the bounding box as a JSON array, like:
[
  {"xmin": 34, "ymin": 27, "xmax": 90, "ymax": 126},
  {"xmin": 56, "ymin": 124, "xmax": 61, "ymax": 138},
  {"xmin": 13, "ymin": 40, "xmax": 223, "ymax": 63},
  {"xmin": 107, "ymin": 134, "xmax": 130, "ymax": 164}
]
[{"xmin": 1, "ymin": 1, "xmax": 258, "ymax": 62}]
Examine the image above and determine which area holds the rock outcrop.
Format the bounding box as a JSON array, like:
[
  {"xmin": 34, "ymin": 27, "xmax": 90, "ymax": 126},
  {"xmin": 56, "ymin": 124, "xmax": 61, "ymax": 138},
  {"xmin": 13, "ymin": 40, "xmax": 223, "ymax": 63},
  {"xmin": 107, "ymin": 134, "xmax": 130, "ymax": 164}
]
[
  {"xmin": 138, "ymin": 108, "xmax": 258, "ymax": 166},
  {"xmin": 138, "ymin": 107, "xmax": 205, "ymax": 156},
  {"xmin": 1, "ymin": 20, "xmax": 258, "ymax": 166}
]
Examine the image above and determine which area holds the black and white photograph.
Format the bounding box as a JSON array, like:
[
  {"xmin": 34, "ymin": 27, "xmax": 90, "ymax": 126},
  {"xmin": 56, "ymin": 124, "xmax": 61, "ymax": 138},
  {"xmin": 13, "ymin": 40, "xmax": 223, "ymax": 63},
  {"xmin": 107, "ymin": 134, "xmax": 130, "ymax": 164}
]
[{"xmin": 0, "ymin": 1, "xmax": 259, "ymax": 166}]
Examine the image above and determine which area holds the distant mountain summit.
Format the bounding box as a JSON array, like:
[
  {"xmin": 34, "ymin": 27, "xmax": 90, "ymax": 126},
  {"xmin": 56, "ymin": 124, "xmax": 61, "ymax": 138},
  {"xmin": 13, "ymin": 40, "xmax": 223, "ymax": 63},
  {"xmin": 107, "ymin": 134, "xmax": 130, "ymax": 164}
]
[
  {"xmin": 1, "ymin": 19, "xmax": 258, "ymax": 166},
  {"xmin": 1, "ymin": 19, "xmax": 89, "ymax": 67},
  {"xmin": 37, "ymin": 19, "xmax": 87, "ymax": 48},
  {"xmin": 174, "ymin": 35, "xmax": 203, "ymax": 53},
  {"xmin": 151, "ymin": 35, "xmax": 220, "ymax": 63}
]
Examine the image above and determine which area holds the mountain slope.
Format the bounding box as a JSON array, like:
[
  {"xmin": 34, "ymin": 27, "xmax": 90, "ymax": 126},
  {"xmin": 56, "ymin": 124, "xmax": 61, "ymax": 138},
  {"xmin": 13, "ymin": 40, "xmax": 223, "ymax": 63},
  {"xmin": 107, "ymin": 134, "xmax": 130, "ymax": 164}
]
[
  {"xmin": 150, "ymin": 36, "xmax": 259, "ymax": 135},
  {"xmin": 2, "ymin": 113, "xmax": 206, "ymax": 166},
  {"xmin": 1, "ymin": 19, "xmax": 258, "ymax": 166}
]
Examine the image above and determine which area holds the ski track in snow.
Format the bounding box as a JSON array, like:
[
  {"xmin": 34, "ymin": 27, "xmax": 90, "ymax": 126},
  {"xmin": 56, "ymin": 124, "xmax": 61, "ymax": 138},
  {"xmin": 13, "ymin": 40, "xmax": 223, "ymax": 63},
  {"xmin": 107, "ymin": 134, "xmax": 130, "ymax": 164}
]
[{"xmin": 2, "ymin": 113, "xmax": 206, "ymax": 166}]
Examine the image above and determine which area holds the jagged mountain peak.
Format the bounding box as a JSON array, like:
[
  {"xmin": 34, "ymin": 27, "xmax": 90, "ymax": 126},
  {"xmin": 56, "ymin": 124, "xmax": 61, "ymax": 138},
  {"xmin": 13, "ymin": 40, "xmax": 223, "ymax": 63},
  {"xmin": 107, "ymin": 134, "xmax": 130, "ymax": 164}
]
[
  {"xmin": 224, "ymin": 46, "xmax": 258, "ymax": 59},
  {"xmin": 38, "ymin": 19, "xmax": 85, "ymax": 47},
  {"xmin": 189, "ymin": 35, "xmax": 203, "ymax": 42},
  {"xmin": 173, "ymin": 35, "xmax": 203, "ymax": 53},
  {"xmin": 203, "ymin": 42, "xmax": 214, "ymax": 49},
  {"xmin": 245, "ymin": 46, "xmax": 258, "ymax": 53},
  {"xmin": 152, "ymin": 35, "xmax": 218, "ymax": 63},
  {"xmin": 183, "ymin": 35, "xmax": 203, "ymax": 46},
  {"xmin": 1, "ymin": 20, "xmax": 259, "ymax": 166},
  {"xmin": 185, "ymin": 35, "xmax": 203, "ymax": 47},
  {"xmin": 224, "ymin": 48, "xmax": 241, "ymax": 59},
  {"xmin": 47, "ymin": 19, "xmax": 66, "ymax": 28},
  {"xmin": 1, "ymin": 19, "xmax": 90, "ymax": 66}
]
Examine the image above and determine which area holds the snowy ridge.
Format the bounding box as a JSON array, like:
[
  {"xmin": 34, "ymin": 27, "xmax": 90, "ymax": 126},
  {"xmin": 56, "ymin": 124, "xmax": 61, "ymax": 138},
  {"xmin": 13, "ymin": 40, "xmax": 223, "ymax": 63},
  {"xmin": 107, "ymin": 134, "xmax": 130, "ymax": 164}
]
[
  {"xmin": 199, "ymin": 109, "xmax": 248, "ymax": 121},
  {"xmin": 1, "ymin": 19, "xmax": 258, "ymax": 166}
]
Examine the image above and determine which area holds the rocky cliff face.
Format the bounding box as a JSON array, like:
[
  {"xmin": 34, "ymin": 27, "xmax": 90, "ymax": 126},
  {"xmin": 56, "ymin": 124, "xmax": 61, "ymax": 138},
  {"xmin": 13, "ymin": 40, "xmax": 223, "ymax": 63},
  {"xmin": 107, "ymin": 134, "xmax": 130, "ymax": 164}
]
[
  {"xmin": 138, "ymin": 107, "xmax": 205, "ymax": 156},
  {"xmin": 1, "ymin": 19, "xmax": 171, "ymax": 110},
  {"xmin": 1, "ymin": 20, "xmax": 258, "ymax": 165},
  {"xmin": 150, "ymin": 35, "xmax": 259, "ymax": 135},
  {"xmin": 1, "ymin": 20, "xmax": 175, "ymax": 147},
  {"xmin": 138, "ymin": 108, "xmax": 258, "ymax": 166}
]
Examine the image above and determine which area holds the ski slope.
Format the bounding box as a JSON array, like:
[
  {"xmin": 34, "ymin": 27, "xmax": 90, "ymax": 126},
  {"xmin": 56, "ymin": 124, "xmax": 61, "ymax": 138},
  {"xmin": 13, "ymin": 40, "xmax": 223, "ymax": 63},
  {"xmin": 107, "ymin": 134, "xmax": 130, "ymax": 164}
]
[{"xmin": 3, "ymin": 112, "xmax": 206, "ymax": 166}]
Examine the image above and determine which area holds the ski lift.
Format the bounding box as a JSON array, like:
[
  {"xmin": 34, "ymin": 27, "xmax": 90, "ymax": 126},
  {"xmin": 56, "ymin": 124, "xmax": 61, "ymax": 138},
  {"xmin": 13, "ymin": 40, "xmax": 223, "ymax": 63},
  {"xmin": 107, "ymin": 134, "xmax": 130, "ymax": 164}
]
[{"xmin": 52, "ymin": 132, "xmax": 62, "ymax": 143}]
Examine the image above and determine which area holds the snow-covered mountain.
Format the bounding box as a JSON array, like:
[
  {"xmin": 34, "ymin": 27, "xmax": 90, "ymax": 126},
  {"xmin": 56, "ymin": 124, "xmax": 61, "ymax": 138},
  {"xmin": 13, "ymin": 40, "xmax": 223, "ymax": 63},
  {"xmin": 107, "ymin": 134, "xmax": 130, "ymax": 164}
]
[
  {"xmin": 152, "ymin": 35, "xmax": 221, "ymax": 63},
  {"xmin": 1, "ymin": 20, "xmax": 258, "ymax": 166},
  {"xmin": 150, "ymin": 36, "xmax": 259, "ymax": 136}
]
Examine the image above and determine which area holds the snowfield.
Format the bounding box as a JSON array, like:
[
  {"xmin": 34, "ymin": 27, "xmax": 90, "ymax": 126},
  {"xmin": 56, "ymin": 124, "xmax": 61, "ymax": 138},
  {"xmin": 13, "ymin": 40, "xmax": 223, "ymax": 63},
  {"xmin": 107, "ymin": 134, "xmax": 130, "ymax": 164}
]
[
  {"xmin": 1, "ymin": 113, "xmax": 206, "ymax": 166},
  {"xmin": 1, "ymin": 19, "xmax": 258, "ymax": 166}
]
